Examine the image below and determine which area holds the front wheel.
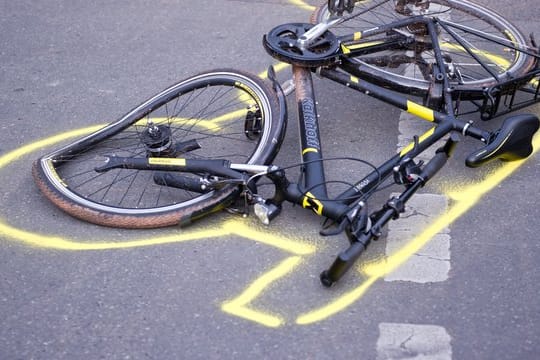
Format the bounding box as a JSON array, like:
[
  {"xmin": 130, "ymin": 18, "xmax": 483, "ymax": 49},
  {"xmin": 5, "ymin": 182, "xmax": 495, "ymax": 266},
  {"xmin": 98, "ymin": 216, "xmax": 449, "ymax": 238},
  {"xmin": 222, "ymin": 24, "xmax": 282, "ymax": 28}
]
[{"xmin": 33, "ymin": 69, "xmax": 285, "ymax": 228}]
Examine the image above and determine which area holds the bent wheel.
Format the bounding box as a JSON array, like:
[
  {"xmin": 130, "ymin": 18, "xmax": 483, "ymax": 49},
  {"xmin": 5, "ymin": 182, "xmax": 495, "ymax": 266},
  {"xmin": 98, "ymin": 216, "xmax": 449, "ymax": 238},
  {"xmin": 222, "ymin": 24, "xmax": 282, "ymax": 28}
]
[{"xmin": 33, "ymin": 69, "xmax": 285, "ymax": 228}]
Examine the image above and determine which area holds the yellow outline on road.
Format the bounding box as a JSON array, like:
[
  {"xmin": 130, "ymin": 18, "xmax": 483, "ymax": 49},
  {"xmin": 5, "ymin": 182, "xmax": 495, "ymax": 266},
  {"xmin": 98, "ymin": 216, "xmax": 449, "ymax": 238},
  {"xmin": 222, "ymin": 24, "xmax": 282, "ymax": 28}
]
[
  {"xmin": 296, "ymin": 134, "xmax": 539, "ymax": 324},
  {"xmin": 222, "ymin": 256, "xmax": 303, "ymax": 327},
  {"xmin": 2, "ymin": 0, "xmax": 540, "ymax": 325},
  {"xmin": 1, "ymin": 94, "xmax": 539, "ymax": 328},
  {"xmin": 0, "ymin": 64, "xmax": 322, "ymax": 329},
  {"xmin": 288, "ymin": 0, "xmax": 316, "ymax": 11},
  {"xmin": 8, "ymin": 126, "xmax": 534, "ymax": 327}
]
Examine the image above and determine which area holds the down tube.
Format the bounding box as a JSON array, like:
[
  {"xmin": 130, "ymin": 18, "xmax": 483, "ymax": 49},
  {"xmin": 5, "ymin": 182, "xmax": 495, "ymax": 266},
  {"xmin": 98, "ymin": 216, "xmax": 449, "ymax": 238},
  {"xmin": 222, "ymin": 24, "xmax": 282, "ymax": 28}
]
[{"xmin": 293, "ymin": 66, "xmax": 328, "ymax": 199}]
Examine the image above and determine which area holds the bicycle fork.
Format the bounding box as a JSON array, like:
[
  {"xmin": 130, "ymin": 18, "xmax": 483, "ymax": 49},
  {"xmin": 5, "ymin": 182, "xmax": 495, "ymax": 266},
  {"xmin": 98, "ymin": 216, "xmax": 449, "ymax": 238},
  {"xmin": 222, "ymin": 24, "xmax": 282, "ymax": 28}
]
[{"xmin": 320, "ymin": 134, "xmax": 459, "ymax": 286}]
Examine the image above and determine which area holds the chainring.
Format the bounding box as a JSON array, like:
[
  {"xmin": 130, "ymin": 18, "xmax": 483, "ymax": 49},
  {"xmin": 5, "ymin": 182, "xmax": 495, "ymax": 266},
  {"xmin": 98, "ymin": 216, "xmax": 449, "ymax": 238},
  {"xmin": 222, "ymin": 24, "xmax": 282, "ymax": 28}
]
[{"xmin": 263, "ymin": 23, "xmax": 340, "ymax": 67}]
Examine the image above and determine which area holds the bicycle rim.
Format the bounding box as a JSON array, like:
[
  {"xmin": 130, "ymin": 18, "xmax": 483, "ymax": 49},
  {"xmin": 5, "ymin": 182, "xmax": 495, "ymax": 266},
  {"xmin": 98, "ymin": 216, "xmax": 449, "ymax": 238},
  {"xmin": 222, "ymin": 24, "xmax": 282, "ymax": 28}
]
[
  {"xmin": 33, "ymin": 69, "xmax": 283, "ymax": 228},
  {"xmin": 312, "ymin": 0, "xmax": 534, "ymax": 94}
]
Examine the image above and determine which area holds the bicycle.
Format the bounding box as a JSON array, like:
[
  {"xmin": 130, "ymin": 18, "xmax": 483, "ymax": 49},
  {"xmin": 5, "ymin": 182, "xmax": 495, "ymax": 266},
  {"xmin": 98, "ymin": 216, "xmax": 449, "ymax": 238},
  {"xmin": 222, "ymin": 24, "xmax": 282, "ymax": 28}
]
[{"xmin": 33, "ymin": 0, "xmax": 540, "ymax": 286}]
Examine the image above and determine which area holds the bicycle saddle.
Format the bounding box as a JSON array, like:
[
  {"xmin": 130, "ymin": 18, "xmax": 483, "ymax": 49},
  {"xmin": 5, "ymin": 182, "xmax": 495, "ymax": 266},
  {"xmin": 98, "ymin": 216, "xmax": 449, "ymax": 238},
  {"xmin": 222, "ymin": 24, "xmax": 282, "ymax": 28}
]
[{"xmin": 466, "ymin": 114, "xmax": 539, "ymax": 167}]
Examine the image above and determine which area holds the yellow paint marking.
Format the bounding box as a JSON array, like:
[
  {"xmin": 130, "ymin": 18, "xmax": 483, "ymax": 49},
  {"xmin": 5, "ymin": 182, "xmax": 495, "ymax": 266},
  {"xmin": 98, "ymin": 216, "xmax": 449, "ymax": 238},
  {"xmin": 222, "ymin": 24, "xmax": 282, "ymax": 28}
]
[
  {"xmin": 258, "ymin": 62, "xmax": 289, "ymax": 79},
  {"xmin": 503, "ymin": 29, "xmax": 519, "ymax": 62},
  {"xmin": 295, "ymin": 134, "xmax": 540, "ymax": 324},
  {"xmin": 45, "ymin": 159, "xmax": 68, "ymax": 187},
  {"xmin": 0, "ymin": 125, "xmax": 104, "ymax": 169},
  {"xmin": 287, "ymin": 0, "xmax": 316, "ymax": 11},
  {"xmin": 137, "ymin": 109, "xmax": 247, "ymax": 133},
  {"xmin": 399, "ymin": 127, "xmax": 436, "ymax": 156},
  {"xmin": 0, "ymin": 59, "xmax": 318, "ymax": 328},
  {"xmin": 440, "ymin": 42, "xmax": 538, "ymax": 88},
  {"xmin": 222, "ymin": 256, "xmax": 302, "ymax": 327},
  {"xmin": 221, "ymin": 221, "xmax": 315, "ymax": 255},
  {"xmin": 1, "ymin": 121, "xmax": 314, "ymax": 329},
  {"xmin": 302, "ymin": 147, "xmax": 319, "ymax": 155},
  {"xmin": 363, "ymin": 134, "xmax": 540, "ymax": 277},
  {"xmin": 0, "ymin": 218, "xmax": 225, "ymax": 250},
  {"xmin": 296, "ymin": 277, "xmax": 378, "ymax": 324},
  {"xmin": 0, "ymin": 209, "xmax": 315, "ymax": 253},
  {"xmin": 407, "ymin": 100, "xmax": 435, "ymax": 122}
]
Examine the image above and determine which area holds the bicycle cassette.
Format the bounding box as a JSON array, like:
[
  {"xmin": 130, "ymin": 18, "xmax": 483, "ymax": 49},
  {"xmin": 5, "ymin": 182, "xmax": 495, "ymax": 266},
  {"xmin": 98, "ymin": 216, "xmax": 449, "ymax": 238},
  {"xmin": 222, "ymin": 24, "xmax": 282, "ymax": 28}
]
[{"xmin": 263, "ymin": 23, "xmax": 340, "ymax": 67}]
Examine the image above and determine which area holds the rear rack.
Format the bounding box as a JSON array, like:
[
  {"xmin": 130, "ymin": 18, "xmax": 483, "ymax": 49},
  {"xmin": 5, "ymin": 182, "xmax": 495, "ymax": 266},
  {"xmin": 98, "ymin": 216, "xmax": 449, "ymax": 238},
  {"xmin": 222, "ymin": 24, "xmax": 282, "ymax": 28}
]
[{"xmin": 456, "ymin": 68, "xmax": 540, "ymax": 120}]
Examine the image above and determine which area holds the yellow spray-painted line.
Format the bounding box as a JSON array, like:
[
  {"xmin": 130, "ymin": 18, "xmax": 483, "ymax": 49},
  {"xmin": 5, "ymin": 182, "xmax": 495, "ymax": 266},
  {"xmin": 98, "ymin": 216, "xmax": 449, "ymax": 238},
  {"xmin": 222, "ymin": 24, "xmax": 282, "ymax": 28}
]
[
  {"xmin": 0, "ymin": 62, "xmax": 320, "ymax": 329},
  {"xmin": 222, "ymin": 256, "xmax": 303, "ymax": 327},
  {"xmin": 2, "ymin": 3, "xmax": 539, "ymax": 325},
  {"xmin": 295, "ymin": 134, "xmax": 540, "ymax": 324},
  {"xmin": 0, "ymin": 216, "xmax": 315, "ymax": 254},
  {"xmin": 288, "ymin": 0, "xmax": 316, "ymax": 11},
  {"xmin": 0, "ymin": 63, "xmax": 306, "ymax": 256},
  {"xmin": 0, "ymin": 125, "xmax": 316, "ymax": 329},
  {"xmin": 2, "ymin": 110, "xmax": 539, "ymax": 326}
]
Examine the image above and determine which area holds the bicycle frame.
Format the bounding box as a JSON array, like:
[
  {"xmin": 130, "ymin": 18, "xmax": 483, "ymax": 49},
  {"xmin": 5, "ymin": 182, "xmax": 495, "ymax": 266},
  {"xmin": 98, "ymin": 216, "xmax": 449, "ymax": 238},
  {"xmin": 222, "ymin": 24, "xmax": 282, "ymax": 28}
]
[
  {"xmin": 251, "ymin": 12, "xmax": 540, "ymax": 284},
  {"xmin": 258, "ymin": 62, "xmax": 481, "ymax": 221},
  {"xmin": 103, "ymin": 12, "xmax": 539, "ymax": 284},
  {"xmin": 35, "ymin": 4, "xmax": 540, "ymax": 286},
  {"xmin": 261, "ymin": 11, "xmax": 503, "ymax": 221}
]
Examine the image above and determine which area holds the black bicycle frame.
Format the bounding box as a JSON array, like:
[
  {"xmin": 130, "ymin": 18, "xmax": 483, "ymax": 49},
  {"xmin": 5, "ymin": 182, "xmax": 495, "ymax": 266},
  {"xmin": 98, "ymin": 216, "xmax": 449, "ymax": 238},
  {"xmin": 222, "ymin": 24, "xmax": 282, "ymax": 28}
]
[
  {"xmin": 275, "ymin": 62, "xmax": 490, "ymax": 224},
  {"xmin": 267, "ymin": 11, "xmax": 540, "ymax": 224},
  {"xmin": 75, "ymin": 9, "xmax": 540, "ymax": 285}
]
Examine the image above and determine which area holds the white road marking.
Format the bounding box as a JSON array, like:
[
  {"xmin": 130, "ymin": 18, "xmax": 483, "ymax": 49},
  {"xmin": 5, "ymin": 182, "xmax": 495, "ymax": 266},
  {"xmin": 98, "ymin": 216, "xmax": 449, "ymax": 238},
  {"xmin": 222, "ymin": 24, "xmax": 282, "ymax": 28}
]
[
  {"xmin": 385, "ymin": 193, "xmax": 450, "ymax": 283},
  {"xmin": 376, "ymin": 323, "xmax": 453, "ymax": 360},
  {"xmin": 388, "ymin": 95, "xmax": 451, "ymax": 282}
]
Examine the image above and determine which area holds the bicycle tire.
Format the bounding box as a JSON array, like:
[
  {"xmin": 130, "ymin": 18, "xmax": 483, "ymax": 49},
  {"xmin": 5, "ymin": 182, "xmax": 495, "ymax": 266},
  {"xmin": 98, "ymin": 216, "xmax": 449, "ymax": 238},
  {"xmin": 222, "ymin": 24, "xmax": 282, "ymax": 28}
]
[
  {"xmin": 312, "ymin": 0, "xmax": 536, "ymax": 95},
  {"xmin": 33, "ymin": 69, "xmax": 285, "ymax": 228}
]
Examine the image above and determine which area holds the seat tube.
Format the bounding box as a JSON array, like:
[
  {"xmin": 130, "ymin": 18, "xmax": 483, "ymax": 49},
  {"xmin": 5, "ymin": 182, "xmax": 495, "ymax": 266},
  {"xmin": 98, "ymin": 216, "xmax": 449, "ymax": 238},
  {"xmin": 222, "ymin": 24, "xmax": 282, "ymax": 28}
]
[{"xmin": 293, "ymin": 65, "xmax": 328, "ymax": 198}]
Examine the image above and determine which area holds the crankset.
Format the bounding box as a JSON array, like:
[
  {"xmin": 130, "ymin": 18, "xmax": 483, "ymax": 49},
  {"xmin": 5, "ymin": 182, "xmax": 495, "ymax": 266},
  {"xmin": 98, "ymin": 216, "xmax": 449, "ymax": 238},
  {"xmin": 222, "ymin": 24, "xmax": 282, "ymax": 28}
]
[{"xmin": 263, "ymin": 23, "xmax": 340, "ymax": 67}]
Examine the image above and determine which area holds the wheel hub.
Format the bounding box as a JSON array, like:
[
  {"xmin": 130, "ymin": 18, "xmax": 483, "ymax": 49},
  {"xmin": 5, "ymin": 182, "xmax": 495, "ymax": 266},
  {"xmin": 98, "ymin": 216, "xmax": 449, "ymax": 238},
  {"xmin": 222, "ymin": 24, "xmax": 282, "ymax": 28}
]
[{"xmin": 141, "ymin": 123, "xmax": 173, "ymax": 156}]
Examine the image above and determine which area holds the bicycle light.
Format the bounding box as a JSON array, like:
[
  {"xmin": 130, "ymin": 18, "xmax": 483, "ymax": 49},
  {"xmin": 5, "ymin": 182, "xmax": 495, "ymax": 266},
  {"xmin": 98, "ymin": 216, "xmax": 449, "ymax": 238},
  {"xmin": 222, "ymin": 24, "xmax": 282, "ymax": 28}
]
[{"xmin": 254, "ymin": 202, "xmax": 281, "ymax": 225}]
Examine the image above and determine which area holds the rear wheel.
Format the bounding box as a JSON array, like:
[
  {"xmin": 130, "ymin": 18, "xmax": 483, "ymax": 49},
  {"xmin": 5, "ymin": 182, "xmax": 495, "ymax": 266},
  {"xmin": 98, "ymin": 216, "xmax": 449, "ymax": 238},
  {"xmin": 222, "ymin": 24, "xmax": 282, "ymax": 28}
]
[
  {"xmin": 33, "ymin": 69, "xmax": 285, "ymax": 228},
  {"xmin": 312, "ymin": 0, "xmax": 535, "ymax": 95}
]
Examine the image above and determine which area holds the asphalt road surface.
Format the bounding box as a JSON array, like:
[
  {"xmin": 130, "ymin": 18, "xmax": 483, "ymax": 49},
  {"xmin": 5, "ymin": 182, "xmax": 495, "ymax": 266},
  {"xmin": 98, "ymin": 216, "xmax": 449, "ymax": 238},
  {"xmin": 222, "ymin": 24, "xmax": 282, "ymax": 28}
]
[{"xmin": 1, "ymin": 1, "xmax": 539, "ymax": 359}]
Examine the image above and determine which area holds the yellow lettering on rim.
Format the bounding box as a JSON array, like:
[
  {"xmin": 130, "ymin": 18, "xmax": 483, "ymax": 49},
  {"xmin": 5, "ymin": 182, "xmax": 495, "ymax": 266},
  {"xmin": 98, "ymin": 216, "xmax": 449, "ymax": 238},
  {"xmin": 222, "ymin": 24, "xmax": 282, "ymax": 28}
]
[{"xmin": 46, "ymin": 159, "xmax": 68, "ymax": 187}]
